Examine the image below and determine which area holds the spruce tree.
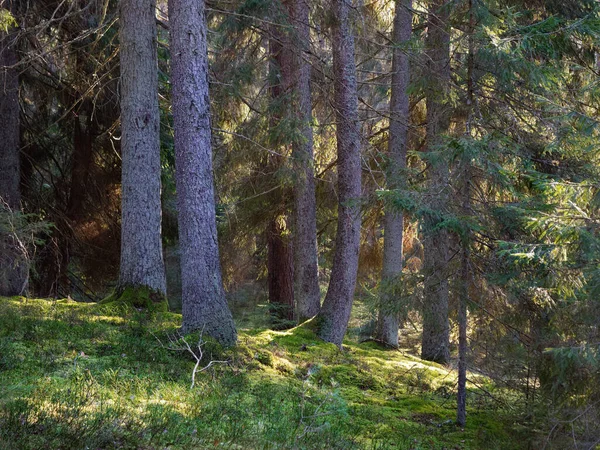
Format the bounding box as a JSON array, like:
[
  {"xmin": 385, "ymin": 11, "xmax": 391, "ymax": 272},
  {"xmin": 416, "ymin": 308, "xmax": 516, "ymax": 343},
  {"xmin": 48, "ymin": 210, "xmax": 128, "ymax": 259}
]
[
  {"xmin": 169, "ymin": 0, "xmax": 237, "ymax": 345},
  {"xmin": 375, "ymin": 0, "xmax": 412, "ymax": 348},
  {"xmin": 316, "ymin": 0, "xmax": 362, "ymax": 347},
  {"xmin": 0, "ymin": 3, "xmax": 27, "ymax": 296},
  {"xmin": 117, "ymin": 0, "xmax": 167, "ymax": 302}
]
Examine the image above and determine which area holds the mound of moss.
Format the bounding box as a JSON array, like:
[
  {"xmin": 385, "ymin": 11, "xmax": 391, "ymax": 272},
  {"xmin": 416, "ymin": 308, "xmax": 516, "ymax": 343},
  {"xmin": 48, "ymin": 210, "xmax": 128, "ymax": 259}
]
[{"xmin": 101, "ymin": 285, "xmax": 169, "ymax": 312}]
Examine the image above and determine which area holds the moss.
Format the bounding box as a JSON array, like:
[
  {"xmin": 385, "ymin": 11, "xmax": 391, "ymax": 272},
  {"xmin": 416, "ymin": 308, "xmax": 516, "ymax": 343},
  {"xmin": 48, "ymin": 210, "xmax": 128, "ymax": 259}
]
[
  {"xmin": 0, "ymin": 296, "xmax": 526, "ymax": 449},
  {"xmin": 255, "ymin": 351, "xmax": 274, "ymax": 366},
  {"xmin": 100, "ymin": 285, "xmax": 168, "ymax": 312}
]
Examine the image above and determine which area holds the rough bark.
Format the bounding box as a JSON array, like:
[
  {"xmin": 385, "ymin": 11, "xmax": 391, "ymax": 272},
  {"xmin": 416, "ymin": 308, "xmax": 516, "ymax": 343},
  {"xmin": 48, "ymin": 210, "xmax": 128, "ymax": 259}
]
[
  {"xmin": 316, "ymin": 0, "xmax": 362, "ymax": 347},
  {"xmin": 267, "ymin": 218, "xmax": 295, "ymax": 325},
  {"xmin": 290, "ymin": 0, "xmax": 320, "ymax": 322},
  {"xmin": 421, "ymin": 0, "xmax": 451, "ymax": 364},
  {"xmin": 169, "ymin": 0, "xmax": 237, "ymax": 345},
  {"xmin": 118, "ymin": 0, "xmax": 166, "ymax": 296},
  {"xmin": 0, "ymin": 9, "xmax": 28, "ymax": 296},
  {"xmin": 266, "ymin": 20, "xmax": 295, "ymax": 326},
  {"xmin": 374, "ymin": 0, "xmax": 412, "ymax": 348}
]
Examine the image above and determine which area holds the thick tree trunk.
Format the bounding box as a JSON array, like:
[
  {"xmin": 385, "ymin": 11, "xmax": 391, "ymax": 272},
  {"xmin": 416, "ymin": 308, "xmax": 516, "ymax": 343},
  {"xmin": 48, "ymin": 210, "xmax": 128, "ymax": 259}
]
[
  {"xmin": 316, "ymin": 0, "xmax": 362, "ymax": 347},
  {"xmin": 375, "ymin": 0, "xmax": 412, "ymax": 348},
  {"xmin": 290, "ymin": 0, "xmax": 320, "ymax": 322},
  {"xmin": 267, "ymin": 218, "xmax": 295, "ymax": 325},
  {"xmin": 421, "ymin": 0, "xmax": 451, "ymax": 364},
  {"xmin": 0, "ymin": 10, "xmax": 28, "ymax": 296},
  {"xmin": 118, "ymin": 0, "xmax": 166, "ymax": 296},
  {"xmin": 169, "ymin": 0, "xmax": 237, "ymax": 345}
]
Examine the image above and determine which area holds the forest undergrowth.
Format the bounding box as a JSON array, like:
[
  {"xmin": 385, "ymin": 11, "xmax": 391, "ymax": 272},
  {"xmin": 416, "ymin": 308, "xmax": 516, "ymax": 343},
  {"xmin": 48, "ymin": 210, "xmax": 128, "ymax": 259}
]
[{"xmin": 0, "ymin": 295, "xmax": 537, "ymax": 449}]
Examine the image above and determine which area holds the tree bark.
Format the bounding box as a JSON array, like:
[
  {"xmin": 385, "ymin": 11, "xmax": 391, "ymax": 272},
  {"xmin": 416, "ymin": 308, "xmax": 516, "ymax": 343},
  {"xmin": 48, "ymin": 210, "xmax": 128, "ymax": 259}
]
[
  {"xmin": 267, "ymin": 217, "xmax": 295, "ymax": 325},
  {"xmin": 0, "ymin": 27, "xmax": 19, "ymax": 211},
  {"xmin": 169, "ymin": 0, "xmax": 237, "ymax": 345},
  {"xmin": 118, "ymin": 0, "xmax": 166, "ymax": 296},
  {"xmin": 457, "ymin": 0, "xmax": 475, "ymax": 427},
  {"xmin": 0, "ymin": 6, "xmax": 28, "ymax": 296},
  {"xmin": 375, "ymin": 0, "xmax": 412, "ymax": 348},
  {"xmin": 290, "ymin": 0, "xmax": 321, "ymax": 322},
  {"xmin": 421, "ymin": 0, "xmax": 451, "ymax": 364},
  {"xmin": 266, "ymin": 18, "xmax": 295, "ymax": 326},
  {"xmin": 316, "ymin": 0, "xmax": 362, "ymax": 347}
]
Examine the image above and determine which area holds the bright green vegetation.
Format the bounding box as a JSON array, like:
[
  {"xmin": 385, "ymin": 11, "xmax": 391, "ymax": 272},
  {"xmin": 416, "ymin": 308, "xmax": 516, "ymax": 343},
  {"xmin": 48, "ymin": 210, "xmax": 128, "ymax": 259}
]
[
  {"xmin": 101, "ymin": 286, "xmax": 169, "ymax": 313},
  {"xmin": 0, "ymin": 296, "xmax": 525, "ymax": 449}
]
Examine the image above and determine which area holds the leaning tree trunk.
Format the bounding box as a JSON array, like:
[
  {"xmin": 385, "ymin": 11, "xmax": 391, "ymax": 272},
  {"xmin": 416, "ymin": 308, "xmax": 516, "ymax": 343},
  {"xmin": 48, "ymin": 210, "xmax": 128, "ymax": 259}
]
[
  {"xmin": 374, "ymin": 0, "xmax": 412, "ymax": 348},
  {"xmin": 0, "ymin": 6, "xmax": 28, "ymax": 296},
  {"xmin": 421, "ymin": 0, "xmax": 451, "ymax": 364},
  {"xmin": 117, "ymin": 0, "xmax": 167, "ymax": 299},
  {"xmin": 169, "ymin": 0, "xmax": 237, "ymax": 345},
  {"xmin": 316, "ymin": 0, "xmax": 362, "ymax": 347},
  {"xmin": 290, "ymin": 0, "xmax": 321, "ymax": 322}
]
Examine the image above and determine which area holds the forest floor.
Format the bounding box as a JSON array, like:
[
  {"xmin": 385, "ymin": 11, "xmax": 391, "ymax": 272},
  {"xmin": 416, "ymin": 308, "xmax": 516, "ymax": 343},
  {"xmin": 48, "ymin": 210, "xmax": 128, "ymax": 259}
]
[{"xmin": 0, "ymin": 295, "xmax": 531, "ymax": 449}]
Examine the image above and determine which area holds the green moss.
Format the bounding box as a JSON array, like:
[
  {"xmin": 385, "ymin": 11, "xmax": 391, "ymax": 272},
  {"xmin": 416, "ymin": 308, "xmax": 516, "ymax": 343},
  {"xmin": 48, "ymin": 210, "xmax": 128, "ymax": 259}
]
[
  {"xmin": 0, "ymin": 296, "xmax": 529, "ymax": 449},
  {"xmin": 100, "ymin": 285, "xmax": 168, "ymax": 312}
]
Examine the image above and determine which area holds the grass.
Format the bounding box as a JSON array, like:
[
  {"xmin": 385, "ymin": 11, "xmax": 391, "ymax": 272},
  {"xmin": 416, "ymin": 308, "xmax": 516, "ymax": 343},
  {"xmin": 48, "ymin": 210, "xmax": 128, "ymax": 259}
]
[{"xmin": 0, "ymin": 296, "xmax": 529, "ymax": 449}]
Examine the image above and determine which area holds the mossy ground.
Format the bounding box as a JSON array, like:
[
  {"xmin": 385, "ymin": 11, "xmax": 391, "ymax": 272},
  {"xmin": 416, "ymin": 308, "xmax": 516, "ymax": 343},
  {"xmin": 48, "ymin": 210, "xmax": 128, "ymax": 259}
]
[
  {"xmin": 101, "ymin": 285, "xmax": 169, "ymax": 312},
  {"xmin": 0, "ymin": 296, "xmax": 532, "ymax": 449}
]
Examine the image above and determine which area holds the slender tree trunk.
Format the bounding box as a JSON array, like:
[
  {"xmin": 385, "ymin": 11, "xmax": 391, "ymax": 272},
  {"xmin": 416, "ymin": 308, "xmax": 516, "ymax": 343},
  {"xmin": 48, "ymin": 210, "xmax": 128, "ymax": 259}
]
[
  {"xmin": 118, "ymin": 0, "xmax": 166, "ymax": 296},
  {"xmin": 316, "ymin": 0, "xmax": 362, "ymax": 347},
  {"xmin": 0, "ymin": 6, "xmax": 28, "ymax": 296},
  {"xmin": 457, "ymin": 195, "xmax": 469, "ymax": 427},
  {"xmin": 290, "ymin": 0, "xmax": 320, "ymax": 322},
  {"xmin": 169, "ymin": 0, "xmax": 237, "ymax": 345},
  {"xmin": 375, "ymin": 0, "xmax": 412, "ymax": 348},
  {"xmin": 266, "ymin": 19, "xmax": 295, "ymax": 326},
  {"xmin": 56, "ymin": 99, "xmax": 96, "ymax": 294},
  {"xmin": 421, "ymin": 0, "xmax": 451, "ymax": 364},
  {"xmin": 457, "ymin": 0, "xmax": 475, "ymax": 427},
  {"xmin": 267, "ymin": 217, "xmax": 295, "ymax": 325},
  {"xmin": 0, "ymin": 28, "xmax": 19, "ymax": 211}
]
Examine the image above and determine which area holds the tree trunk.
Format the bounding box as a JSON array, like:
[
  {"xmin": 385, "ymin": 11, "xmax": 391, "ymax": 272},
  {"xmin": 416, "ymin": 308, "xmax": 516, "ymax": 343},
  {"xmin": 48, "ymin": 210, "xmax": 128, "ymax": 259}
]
[
  {"xmin": 457, "ymin": 217, "xmax": 469, "ymax": 427},
  {"xmin": 421, "ymin": 0, "xmax": 451, "ymax": 364},
  {"xmin": 267, "ymin": 217, "xmax": 295, "ymax": 325},
  {"xmin": 457, "ymin": 0, "xmax": 475, "ymax": 427},
  {"xmin": 316, "ymin": 0, "xmax": 362, "ymax": 347},
  {"xmin": 266, "ymin": 17, "xmax": 296, "ymax": 326},
  {"xmin": 290, "ymin": 0, "xmax": 320, "ymax": 322},
  {"xmin": 0, "ymin": 8, "xmax": 28, "ymax": 296},
  {"xmin": 375, "ymin": 0, "xmax": 412, "ymax": 348},
  {"xmin": 118, "ymin": 0, "xmax": 166, "ymax": 297},
  {"xmin": 169, "ymin": 0, "xmax": 237, "ymax": 345}
]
